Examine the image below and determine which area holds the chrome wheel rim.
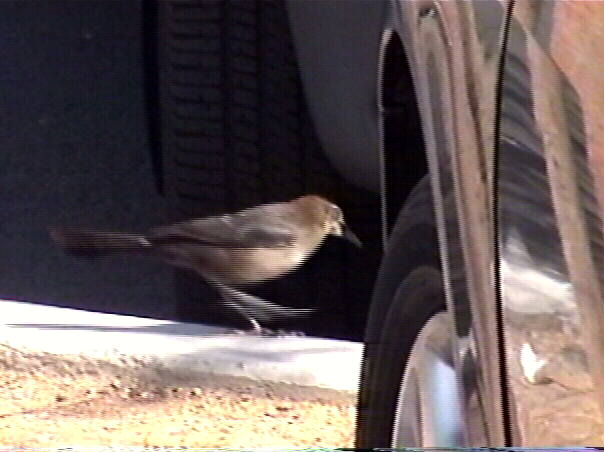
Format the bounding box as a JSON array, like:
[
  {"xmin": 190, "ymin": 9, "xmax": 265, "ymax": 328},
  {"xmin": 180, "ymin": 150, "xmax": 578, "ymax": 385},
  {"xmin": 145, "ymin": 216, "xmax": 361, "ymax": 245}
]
[{"xmin": 391, "ymin": 311, "xmax": 465, "ymax": 447}]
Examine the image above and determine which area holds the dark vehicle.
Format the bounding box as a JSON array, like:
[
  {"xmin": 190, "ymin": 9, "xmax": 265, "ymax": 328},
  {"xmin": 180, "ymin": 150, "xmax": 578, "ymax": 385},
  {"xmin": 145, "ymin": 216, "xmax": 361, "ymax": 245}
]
[
  {"xmin": 2, "ymin": 0, "xmax": 602, "ymax": 446},
  {"xmin": 308, "ymin": 0, "xmax": 603, "ymax": 447}
]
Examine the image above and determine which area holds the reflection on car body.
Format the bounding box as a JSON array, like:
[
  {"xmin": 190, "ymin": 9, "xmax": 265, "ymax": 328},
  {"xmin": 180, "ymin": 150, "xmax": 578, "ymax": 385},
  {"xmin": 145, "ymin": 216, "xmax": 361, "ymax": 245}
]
[{"xmin": 344, "ymin": 0, "xmax": 603, "ymax": 447}]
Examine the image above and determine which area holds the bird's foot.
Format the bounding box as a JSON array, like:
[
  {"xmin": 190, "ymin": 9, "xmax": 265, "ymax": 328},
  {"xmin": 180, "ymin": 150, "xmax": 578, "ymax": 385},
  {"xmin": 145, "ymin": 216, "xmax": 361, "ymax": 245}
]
[
  {"xmin": 256, "ymin": 328, "xmax": 306, "ymax": 337},
  {"xmin": 221, "ymin": 316, "xmax": 306, "ymax": 336},
  {"xmin": 223, "ymin": 327, "xmax": 306, "ymax": 337}
]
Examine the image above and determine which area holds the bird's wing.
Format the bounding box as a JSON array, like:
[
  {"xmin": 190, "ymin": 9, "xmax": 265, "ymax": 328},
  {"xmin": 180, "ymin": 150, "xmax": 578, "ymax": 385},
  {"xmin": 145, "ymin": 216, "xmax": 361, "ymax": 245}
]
[
  {"xmin": 234, "ymin": 222, "xmax": 296, "ymax": 248},
  {"xmin": 148, "ymin": 210, "xmax": 296, "ymax": 248}
]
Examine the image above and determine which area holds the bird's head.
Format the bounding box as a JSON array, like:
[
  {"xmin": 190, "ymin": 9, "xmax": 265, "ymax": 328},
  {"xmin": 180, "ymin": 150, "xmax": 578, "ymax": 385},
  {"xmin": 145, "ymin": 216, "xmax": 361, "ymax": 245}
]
[{"xmin": 295, "ymin": 195, "xmax": 362, "ymax": 247}]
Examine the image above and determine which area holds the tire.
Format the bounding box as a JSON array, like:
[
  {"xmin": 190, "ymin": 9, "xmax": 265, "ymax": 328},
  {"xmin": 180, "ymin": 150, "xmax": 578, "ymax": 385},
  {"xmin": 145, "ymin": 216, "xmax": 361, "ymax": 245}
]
[
  {"xmin": 356, "ymin": 176, "xmax": 449, "ymax": 447},
  {"xmin": 156, "ymin": 0, "xmax": 380, "ymax": 337}
]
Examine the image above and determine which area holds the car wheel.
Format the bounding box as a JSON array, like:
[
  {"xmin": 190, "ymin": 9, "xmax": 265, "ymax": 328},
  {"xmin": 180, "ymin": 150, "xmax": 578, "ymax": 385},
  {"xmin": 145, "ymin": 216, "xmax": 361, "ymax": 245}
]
[{"xmin": 356, "ymin": 176, "xmax": 464, "ymax": 447}]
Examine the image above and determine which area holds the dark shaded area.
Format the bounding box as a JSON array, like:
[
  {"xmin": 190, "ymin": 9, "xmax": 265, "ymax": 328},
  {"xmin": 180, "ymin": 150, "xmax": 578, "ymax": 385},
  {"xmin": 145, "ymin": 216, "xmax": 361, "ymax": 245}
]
[
  {"xmin": 380, "ymin": 33, "xmax": 427, "ymax": 236},
  {"xmin": 0, "ymin": 1, "xmax": 172, "ymax": 318},
  {"xmin": 142, "ymin": 0, "xmax": 164, "ymax": 194}
]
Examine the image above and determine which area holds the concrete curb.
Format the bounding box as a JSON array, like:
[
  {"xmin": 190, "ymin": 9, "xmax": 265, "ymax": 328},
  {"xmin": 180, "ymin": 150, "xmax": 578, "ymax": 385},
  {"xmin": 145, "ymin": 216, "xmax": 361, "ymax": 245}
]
[{"xmin": 0, "ymin": 300, "xmax": 362, "ymax": 392}]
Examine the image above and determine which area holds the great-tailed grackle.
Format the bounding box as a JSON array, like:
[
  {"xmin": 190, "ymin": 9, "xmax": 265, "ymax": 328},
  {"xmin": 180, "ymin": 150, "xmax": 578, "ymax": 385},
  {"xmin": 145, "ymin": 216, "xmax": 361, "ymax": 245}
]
[{"xmin": 50, "ymin": 195, "xmax": 361, "ymax": 333}]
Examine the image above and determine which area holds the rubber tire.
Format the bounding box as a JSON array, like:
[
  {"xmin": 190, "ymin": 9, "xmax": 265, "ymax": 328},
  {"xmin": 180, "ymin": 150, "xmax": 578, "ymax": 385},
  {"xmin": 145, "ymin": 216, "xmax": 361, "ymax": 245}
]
[
  {"xmin": 356, "ymin": 176, "xmax": 447, "ymax": 447},
  {"xmin": 156, "ymin": 0, "xmax": 380, "ymax": 337}
]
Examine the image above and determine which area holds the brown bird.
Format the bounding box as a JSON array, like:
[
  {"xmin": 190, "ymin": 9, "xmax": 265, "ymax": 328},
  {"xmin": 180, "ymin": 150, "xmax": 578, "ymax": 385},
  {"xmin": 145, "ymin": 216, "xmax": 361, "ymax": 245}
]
[{"xmin": 50, "ymin": 195, "xmax": 361, "ymax": 333}]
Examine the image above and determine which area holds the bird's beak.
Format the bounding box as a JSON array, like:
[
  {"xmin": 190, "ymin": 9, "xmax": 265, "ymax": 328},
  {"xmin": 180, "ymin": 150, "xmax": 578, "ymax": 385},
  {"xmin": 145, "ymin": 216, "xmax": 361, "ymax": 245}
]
[{"xmin": 341, "ymin": 224, "xmax": 362, "ymax": 248}]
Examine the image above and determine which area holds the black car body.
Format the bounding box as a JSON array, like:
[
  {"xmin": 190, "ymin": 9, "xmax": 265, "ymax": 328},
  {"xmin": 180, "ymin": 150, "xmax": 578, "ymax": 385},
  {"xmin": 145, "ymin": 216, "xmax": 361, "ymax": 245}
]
[{"xmin": 286, "ymin": 0, "xmax": 603, "ymax": 446}]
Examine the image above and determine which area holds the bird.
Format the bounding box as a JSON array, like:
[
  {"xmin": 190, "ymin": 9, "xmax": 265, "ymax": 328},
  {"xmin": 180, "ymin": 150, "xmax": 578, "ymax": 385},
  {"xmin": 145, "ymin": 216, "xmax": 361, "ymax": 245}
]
[{"xmin": 49, "ymin": 195, "xmax": 362, "ymax": 334}]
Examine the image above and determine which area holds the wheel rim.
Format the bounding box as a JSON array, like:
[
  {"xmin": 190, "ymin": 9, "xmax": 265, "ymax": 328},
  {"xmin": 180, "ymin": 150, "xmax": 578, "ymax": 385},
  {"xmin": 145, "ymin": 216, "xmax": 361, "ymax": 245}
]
[{"xmin": 391, "ymin": 311, "xmax": 465, "ymax": 447}]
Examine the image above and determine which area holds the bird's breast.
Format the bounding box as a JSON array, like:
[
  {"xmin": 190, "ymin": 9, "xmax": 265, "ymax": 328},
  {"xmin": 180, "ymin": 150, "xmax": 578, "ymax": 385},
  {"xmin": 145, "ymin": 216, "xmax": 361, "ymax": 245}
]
[
  {"xmin": 160, "ymin": 234, "xmax": 325, "ymax": 286},
  {"xmin": 228, "ymin": 245, "xmax": 313, "ymax": 283}
]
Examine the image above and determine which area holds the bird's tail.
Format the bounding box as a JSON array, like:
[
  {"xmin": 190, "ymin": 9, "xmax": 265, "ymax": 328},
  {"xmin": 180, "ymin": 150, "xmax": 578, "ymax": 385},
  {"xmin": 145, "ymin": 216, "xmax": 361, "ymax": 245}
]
[{"xmin": 49, "ymin": 226, "xmax": 152, "ymax": 257}]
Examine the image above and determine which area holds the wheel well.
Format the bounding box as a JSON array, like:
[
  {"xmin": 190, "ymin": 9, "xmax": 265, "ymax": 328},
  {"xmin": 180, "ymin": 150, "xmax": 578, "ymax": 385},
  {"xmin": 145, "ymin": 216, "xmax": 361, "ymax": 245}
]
[{"xmin": 380, "ymin": 31, "xmax": 428, "ymax": 235}]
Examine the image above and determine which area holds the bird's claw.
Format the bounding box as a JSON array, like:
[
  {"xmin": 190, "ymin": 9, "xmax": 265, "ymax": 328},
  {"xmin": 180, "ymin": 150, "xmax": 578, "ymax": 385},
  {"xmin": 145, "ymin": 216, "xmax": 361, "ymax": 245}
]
[
  {"xmin": 223, "ymin": 327, "xmax": 306, "ymax": 337},
  {"xmin": 258, "ymin": 328, "xmax": 306, "ymax": 337}
]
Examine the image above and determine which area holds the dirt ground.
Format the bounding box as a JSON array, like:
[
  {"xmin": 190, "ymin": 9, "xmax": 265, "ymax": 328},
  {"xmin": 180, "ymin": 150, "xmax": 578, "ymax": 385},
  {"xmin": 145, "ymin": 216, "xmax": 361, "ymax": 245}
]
[{"xmin": 0, "ymin": 344, "xmax": 356, "ymax": 448}]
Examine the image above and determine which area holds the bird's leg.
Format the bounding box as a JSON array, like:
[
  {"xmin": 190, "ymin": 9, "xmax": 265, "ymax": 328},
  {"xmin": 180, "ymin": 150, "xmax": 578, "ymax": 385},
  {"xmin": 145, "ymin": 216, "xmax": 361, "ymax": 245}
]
[
  {"xmin": 246, "ymin": 316, "xmax": 262, "ymax": 334},
  {"xmin": 210, "ymin": 282, "xmax": 265, "ymax": 335},
  {"xmin": 209, "ymin": 280, "xmax": 311, "ymax": 336}
]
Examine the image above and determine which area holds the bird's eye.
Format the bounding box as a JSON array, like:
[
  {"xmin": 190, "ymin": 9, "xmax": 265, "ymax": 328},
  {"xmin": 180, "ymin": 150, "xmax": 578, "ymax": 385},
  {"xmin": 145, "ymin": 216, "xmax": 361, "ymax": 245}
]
[{"xmin": 329, "ymin": 204, "xmax": 343, "ymax": 222}]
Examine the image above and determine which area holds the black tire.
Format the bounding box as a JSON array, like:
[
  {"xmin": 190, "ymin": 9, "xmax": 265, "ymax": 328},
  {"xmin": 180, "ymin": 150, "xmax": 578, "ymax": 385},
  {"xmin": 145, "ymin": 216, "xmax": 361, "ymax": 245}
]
[
  {"xmin": 158, "ymin": 0, "xmax": 337, "ymax": 215},
  {"xmin": 356, "ymin": 176, "xmax": 447, "ymax": 447},
  {"xmin": 156, "ymin": 0, "xmax": 380, "ymax": 337}
]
